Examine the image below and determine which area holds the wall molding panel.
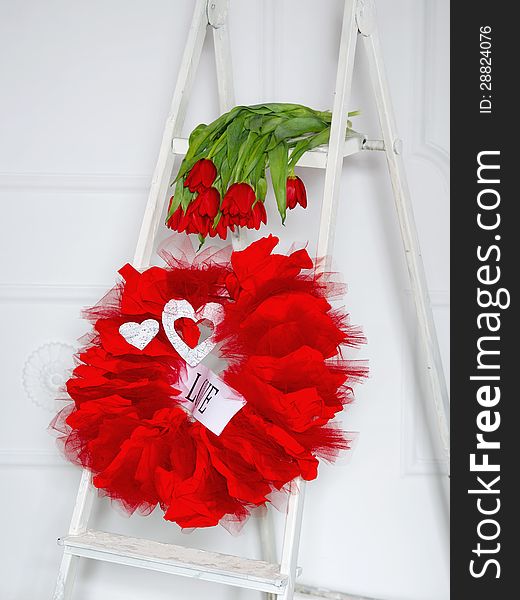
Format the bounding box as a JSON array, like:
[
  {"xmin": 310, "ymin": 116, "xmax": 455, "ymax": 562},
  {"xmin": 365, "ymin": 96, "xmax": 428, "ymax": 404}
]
[
  {"xmin": 0, "ymin": 171, "xmax": 150, "ymax": 193},
  {"xmin": 0, "ymin": 448, "xmax": 71, "ymax": 467},
  {"xmin": 408, "ymin": 0, "xmax": 450, "ymax": 181},
  {"xmin": 0, "ymin": 283, "xmax": 110, "ymax": 305}
]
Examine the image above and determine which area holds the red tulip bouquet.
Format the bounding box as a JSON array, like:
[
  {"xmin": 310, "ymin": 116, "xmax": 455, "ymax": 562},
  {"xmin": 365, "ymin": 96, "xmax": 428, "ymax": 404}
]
[{"xmin": 166, "ymin": 103, "xmax": 358, "ymax": 241}]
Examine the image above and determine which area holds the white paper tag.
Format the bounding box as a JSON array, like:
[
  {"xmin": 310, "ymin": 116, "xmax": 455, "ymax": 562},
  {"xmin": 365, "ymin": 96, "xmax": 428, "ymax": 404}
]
[{"xmin": 178, "ymin": 364, "xmax": 246, "ymax": 436}]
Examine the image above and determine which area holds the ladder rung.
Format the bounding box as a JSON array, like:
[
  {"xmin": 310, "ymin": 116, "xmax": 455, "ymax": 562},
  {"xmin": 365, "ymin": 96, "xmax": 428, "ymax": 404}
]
[
  {"xmin": 58, "ymin": 530, "xmax": 291, "ymax": 594},
  {"xmin": 171, "ymin": 134, "xmax": 367, "ymax": 169}
]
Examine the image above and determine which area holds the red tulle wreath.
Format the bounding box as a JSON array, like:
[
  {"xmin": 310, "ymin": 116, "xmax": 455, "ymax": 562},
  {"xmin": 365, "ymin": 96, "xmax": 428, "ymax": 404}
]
[{"xmin": 52, "ymin": 236, "xmax": 366, "ymax": 529}]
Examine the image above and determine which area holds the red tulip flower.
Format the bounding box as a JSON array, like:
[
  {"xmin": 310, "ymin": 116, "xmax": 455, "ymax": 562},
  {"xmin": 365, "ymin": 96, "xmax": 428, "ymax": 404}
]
[
  {"xmin": 209, "ymin": 214, "xmax": 231, "ymax": 240},
  {"xmin": 195, "ymin": 187, "xmax": 220, "ymax": 219},
  {"xmin": 247, "ymin": 201, "xmax": 267, "ymax": 230},
  {"xmin": 189, "ymin": 187, "xmax": 221, "ymax": 236},
  {"xmin": 166, "ymin": 199, "xmax": 191, "ymax": 233},
  {"xmin": 184, "ymin": 159, "xmax": 217, "ymax": 193},
  {"xmin": 221, "ymin": 183, "xmax": 256, "ymax": 227},
  {"xmin": 166, "ymin": 187, "xmax": 221, "ymax": 238},
  {"xmin": 286, "ymin": 175, "xmax": 307, "ymax": 209}
]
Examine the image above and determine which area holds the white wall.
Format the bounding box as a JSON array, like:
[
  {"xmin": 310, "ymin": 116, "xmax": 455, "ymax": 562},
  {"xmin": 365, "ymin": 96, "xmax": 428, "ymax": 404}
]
[{"xmin": 0, "ymin": 1, "xmax": 449, "ymax": 599}]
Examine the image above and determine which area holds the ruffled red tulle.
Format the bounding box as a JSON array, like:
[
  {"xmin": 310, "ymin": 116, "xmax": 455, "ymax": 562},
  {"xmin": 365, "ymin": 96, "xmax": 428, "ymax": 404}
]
[{"xmin": 51, "ymin": 235, "xmax": 367, "ymax": 528}]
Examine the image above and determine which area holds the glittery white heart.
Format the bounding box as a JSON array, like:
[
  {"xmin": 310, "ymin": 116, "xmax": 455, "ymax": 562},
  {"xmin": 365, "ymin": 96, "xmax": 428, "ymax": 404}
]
[
  {"xmin": 119, "ymin": 319, "xmax": 159, "ymax": 350},
  {"xmin": 162, "ymin": 299, "xmax": 224, "ymax": 367}
]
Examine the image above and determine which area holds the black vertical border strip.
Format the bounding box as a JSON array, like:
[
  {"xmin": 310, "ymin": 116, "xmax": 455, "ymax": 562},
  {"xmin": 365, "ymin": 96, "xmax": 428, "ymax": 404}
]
[{"xmin": 451, "ymin": 3, "xmax": 516, "ymax": 598}]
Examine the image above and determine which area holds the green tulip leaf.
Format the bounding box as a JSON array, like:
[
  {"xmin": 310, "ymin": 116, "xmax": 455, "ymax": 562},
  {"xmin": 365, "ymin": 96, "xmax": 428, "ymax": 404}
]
[
  {"xmin": 231, "ymin": 131, "xmax": 259, "ymax": 181},
  {"xmin": 268, "ymin": 141, "xmax": 289, "ymax": 223},
  {"xmin": 273, "ymin": 117, "xmax": 327, "ymax": 142},
  {"xmin": 259, "ymin": 116, "xmax": 284, "ymax": 135},
  {"xmin": 244, "ymin": 114, "xmax": 265, "ymax": 133},
  {"xmin": 227, "ymin": 116, "xmax": 247, "ymax": 165},
  {"xmin": 242, "ymin": 134, "xmax": 271, "ymax": 180},
  {"xmin": 165, "ymin": 179, "xmax": 185, "ymax": 222},
  {"xmin": 180, "ymin": 183, "xmax": 194, "ymax": 211},
  {"xmin": 287, "ymin": 138, "xmax": 312, "ymax": 170},
  {"xmin": 288, "ymin": 127, "xmax": 332, "ymax": 169},
  {"xmin": 188, "ymin": 123, "xmax": 208, "ymax": 146},
  {"xmin": 219, "ymin": 157, "xmax": 232, "ymax": 194}
]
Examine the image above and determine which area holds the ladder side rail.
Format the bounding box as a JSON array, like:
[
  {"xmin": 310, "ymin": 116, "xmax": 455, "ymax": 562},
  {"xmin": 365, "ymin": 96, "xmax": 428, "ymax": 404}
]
[
  {"xmin": 133, "ymin": 0, "xmax": 210, "ymax": 269},
  {"xmin": 53, "ymin": 471, "xmax": 95, "ymax": 600},
  {"xmin": 258, "ymin": 509, "xmax": 278, "ymax": 600},
  {"xmin": 279, "ymin": 479, "xmax": 306, "ymax": 600},
  {"xmin": 316, "ymin": 0, "xmax": 359, "ymax": 262},
  {"xmin": 213, "ymin": 24, "xmax": 235, "ymax": 114},
  {"xmin": 258, "ymin": 508, "xmax": 277, "ymax": 565},
  {"xmin": 209, "ymin": 0, "xmax": 236, "ymax": 114},
  {"xmin": 361, "ymin": 25, "xmax": 450, "ymax": 463}
]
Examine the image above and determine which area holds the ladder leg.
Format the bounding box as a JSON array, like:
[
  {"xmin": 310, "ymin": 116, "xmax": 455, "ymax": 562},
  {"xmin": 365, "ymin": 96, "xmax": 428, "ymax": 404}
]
[
  {"xmin": 133, "ymin": 0, "xmax": 210, "ymax": 269},
  {"xmin": 53, "ymin": 553, "xmax": 80, "ymax": 600},
  {"xmin": 279, "ymin": 480, "xmax": 306, "ymax": 600},
  {"xmin": 53, "ymin": 470, "xmax": 96, "ymax": 599},
  {"xmin": 258, "ymin": 508, "xmax": 277, "ymax": 600},
  {"xmin": 360, "ymin": 8, "xmax": 450, "ymax": 465},
  {"xmin": 209, "ymin": 0, "xmax": 235, "ymax": 113},
  {"xmin": 316, "ymin": 0, "xmax": 359, "ymax": 261},
  {"xmin": 259, "ymin": 509, "xmax": 277, "ymax": 565}
]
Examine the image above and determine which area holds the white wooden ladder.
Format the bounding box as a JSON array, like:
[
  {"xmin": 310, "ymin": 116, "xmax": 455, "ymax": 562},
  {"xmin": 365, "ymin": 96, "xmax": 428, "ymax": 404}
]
[{"xmin": 53, "ymin": 1, "xmax": 450, "ymax": 599}]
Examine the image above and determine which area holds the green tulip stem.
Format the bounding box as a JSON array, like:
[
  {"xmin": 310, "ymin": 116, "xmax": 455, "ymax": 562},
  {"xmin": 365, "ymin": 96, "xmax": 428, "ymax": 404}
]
[{"xmin": 207, "ymin": 130, "xmax": 228, "ymax": 159}]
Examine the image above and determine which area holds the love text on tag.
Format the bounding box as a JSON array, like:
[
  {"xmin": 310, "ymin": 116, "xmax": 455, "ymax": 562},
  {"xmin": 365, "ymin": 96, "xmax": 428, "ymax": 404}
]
[{"xmin": 178, "ymin": 364, "xmax": 246, "ymax": 436}]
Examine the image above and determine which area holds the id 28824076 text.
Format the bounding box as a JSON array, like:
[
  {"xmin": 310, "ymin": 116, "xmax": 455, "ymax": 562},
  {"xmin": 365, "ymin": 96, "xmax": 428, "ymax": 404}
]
[{"xmin": 479, "ymin": 26, "xmax": 493, "ymax": 114}]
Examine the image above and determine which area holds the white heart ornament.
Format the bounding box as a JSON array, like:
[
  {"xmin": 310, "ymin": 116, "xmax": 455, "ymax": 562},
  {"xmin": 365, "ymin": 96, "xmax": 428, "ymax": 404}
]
[
  {"xmin": 119, "ymin": 319, "xmax": 159, "ymax": 350},
  {"xmin": 162, "ymin": 299, "xmax": 224, "ymax": 367}
]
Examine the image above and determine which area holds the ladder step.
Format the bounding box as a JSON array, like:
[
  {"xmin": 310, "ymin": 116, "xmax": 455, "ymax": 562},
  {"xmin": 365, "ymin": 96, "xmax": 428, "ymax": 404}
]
[
  {"xmin": 58, "ymin": 530, "xmax": 291, "ymax": 594},
  {"xmin": 171, "ymin": 133, "xmax": 367, "ymax": 169}
]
